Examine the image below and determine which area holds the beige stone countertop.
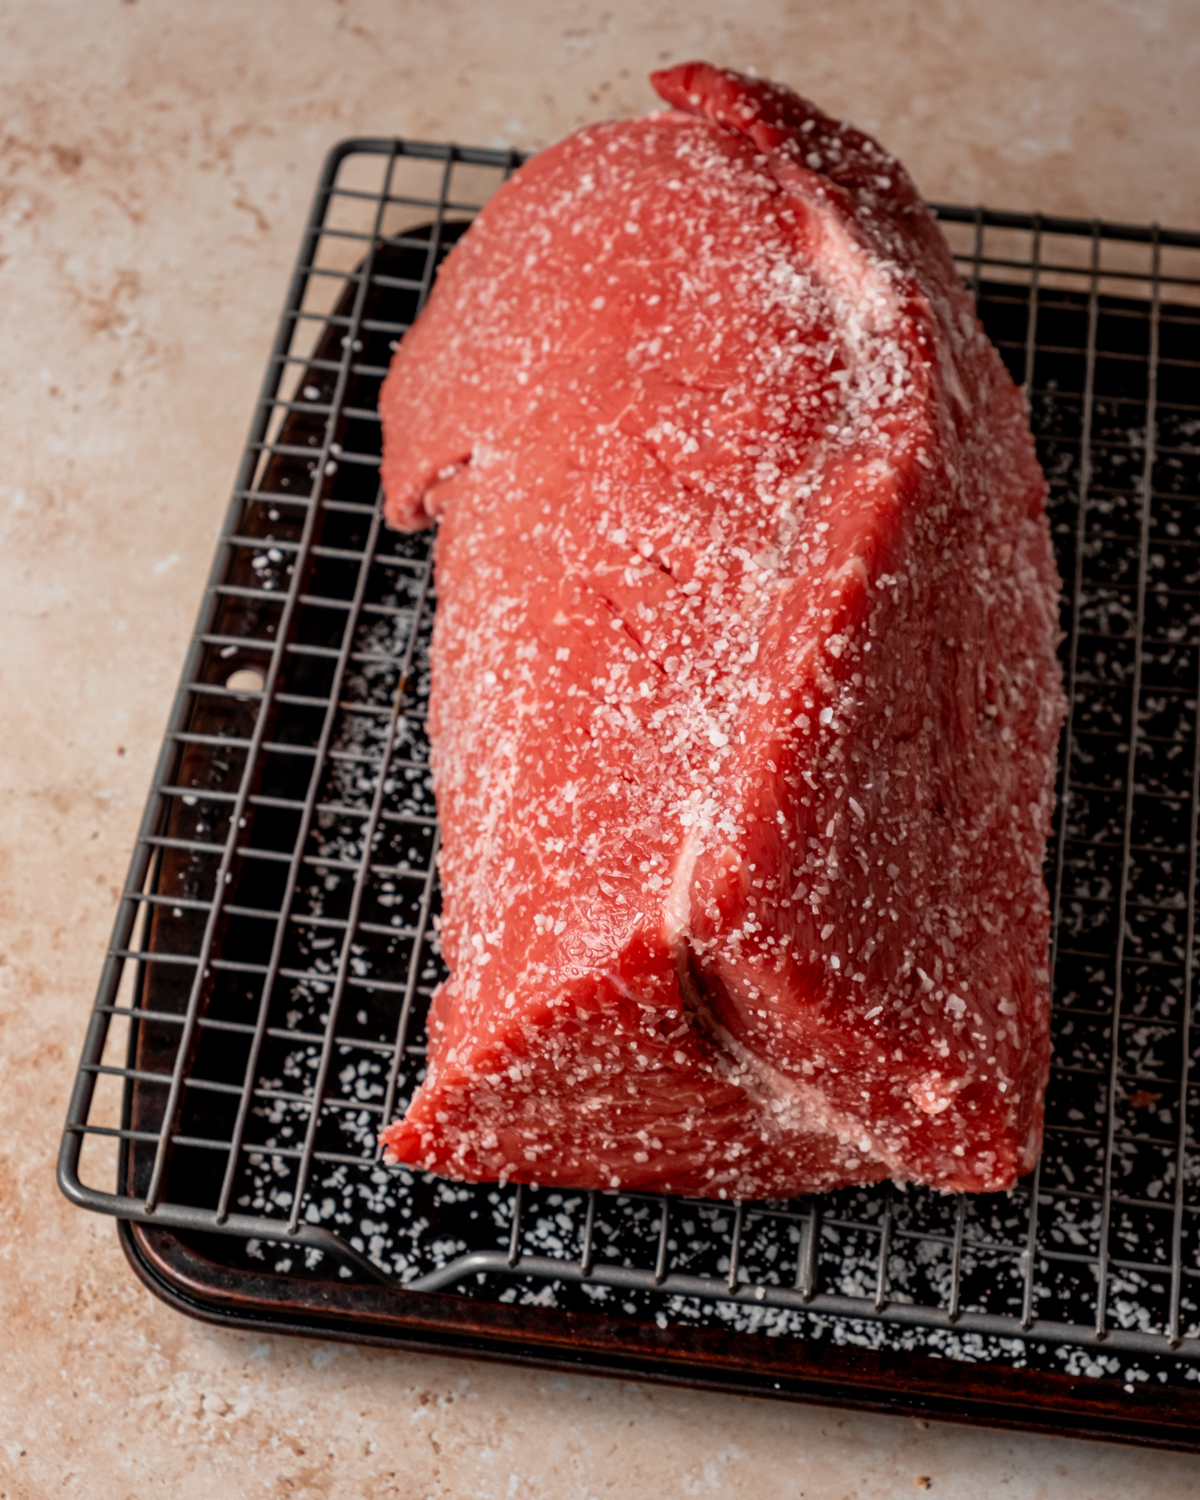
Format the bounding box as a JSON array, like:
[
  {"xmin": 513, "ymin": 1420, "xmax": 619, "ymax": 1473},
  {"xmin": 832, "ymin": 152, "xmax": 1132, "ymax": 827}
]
[{"xmin": 4, "ymin": 2, "xmax": 1200, "ymax": 1495}]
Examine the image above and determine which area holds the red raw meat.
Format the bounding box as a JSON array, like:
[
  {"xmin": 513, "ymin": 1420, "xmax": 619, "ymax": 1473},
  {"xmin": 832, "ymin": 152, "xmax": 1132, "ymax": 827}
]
[{"xmin": 377, "ymin": 63, "xmax": 1064, "ymax": 1199}]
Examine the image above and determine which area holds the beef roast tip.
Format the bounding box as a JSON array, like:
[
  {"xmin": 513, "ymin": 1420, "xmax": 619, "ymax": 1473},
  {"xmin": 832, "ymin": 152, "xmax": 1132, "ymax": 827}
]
[{"xmin": 377, "ymin": 62, "xmax": 1065, "ymax": 1199}]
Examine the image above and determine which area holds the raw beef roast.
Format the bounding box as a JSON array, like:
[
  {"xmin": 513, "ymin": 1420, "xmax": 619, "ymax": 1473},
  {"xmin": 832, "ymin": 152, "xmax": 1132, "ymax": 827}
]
[{"xmin": 377, "ymin": 62, "xmax": 1065, "ymax": 1199}]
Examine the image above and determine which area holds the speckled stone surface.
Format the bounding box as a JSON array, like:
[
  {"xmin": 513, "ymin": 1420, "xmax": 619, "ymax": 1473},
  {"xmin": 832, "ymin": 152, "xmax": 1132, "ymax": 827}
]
[{"xmin": 2, "ymin": 2, "xmax": 1200, "ymax": 1495}]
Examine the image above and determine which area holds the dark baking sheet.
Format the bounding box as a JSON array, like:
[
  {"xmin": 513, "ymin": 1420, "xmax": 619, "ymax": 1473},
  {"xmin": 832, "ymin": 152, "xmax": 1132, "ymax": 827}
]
[
  {"xmin": 116, "ymin": 1217, "xmax": 1200, "ymax": 1450},
  {"xmin": 59, "ymin": 137, "xmax": 1200, "ymax": 1446}
]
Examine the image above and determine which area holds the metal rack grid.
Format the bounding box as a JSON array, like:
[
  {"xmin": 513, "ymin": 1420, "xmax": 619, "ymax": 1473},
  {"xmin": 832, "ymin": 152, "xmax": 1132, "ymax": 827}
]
[{"xmin": 58, "ymin": 137, "xmax": 1200, "ymax": 1379}]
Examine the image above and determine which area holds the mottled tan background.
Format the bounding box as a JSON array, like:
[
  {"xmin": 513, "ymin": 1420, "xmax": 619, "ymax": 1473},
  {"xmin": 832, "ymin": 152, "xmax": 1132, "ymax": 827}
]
[{"xmin": 3, "ymin": 1, "xmax": 1200, "ymax": 1495}]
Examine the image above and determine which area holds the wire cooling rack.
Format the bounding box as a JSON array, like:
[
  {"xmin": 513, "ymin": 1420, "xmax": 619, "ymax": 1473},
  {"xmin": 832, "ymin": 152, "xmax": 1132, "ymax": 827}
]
[{"xmin": 58, "ymin": 136, "xmax": 1200, "ymax": 1439}]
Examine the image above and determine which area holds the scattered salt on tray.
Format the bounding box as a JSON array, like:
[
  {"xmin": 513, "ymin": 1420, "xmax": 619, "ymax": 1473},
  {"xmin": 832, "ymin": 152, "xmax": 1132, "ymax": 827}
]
[{"xmin": 376, "ymin": 61, "xmax": 1066, "ymax": 1200}]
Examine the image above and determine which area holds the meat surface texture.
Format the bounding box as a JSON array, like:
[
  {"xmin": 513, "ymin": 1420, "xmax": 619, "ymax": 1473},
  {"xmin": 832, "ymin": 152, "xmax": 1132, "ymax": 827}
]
[{"xmin": 377, "ymin": 62, "xmax": 1065, "ymax": 1200}]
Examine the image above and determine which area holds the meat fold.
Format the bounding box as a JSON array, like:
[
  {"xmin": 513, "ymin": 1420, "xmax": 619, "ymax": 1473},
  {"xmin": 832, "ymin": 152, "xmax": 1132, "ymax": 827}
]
[{"xmin": 377, "ymin": 62, "xmax": 1065, "ymax": 1199}]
